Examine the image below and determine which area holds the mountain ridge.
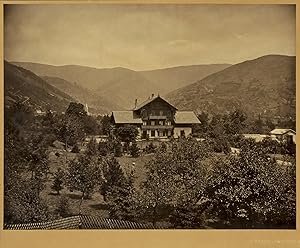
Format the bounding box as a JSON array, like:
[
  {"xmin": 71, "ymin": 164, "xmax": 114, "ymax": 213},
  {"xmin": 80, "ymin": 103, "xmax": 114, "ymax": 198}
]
[
  {"xmin": 11, "ymin": 61, "xmax": 232, "ymax": 108},
  {"xmin": 166, "ymin": 54, "xmax": 296, "ymax": 119}
]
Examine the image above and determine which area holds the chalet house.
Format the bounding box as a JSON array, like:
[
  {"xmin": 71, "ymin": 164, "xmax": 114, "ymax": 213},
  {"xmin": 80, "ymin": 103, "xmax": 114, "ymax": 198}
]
[
  {"xmin": 111, "ymin": 95, "xmax": 200, "ymax": 139},
  {"xmin": 270, "ymin": 129, "xmax": 296, "ymax": 144}
]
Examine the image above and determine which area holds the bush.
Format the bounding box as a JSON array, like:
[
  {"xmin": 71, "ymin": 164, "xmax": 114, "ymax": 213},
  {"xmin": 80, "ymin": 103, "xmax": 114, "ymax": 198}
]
[
  {"xmin": 98, "ymin": 142, "xmax": 108, "ymax": 156},
  {"xmin": 130, "ymin": 141, "xmax": 140, "ymax": 157},
  {"xmin": 51, "ymin": 168, "xmax": 65, "ymax": 195},
  {"xmin": 71, "ymin": 144, "xmax": 80, "ymax": 153},
  {"xmin": 56, "ymin": 195, "xmax": 71, "ymax": 218},
  {"xmin": 114, "ymin": 141, "xmax": 123, "ymax": 157},
  {"xmin": 145, "ymin": 142, "xmax": 156, "ymax": 154},
  {"xmin": 207, "ymin": 142, "xmax": 296, "ymax": 228}
]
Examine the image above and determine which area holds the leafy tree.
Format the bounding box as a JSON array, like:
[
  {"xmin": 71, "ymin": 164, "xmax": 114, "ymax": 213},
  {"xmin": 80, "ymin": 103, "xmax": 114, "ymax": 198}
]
[
  {"xmin": 223, "ymin": 109, "xmax": 247, "ymax": 135},
  {"xmin": 169, "ymin": 201, "xmax": 211, "ymax": 229},
  {"xmin": 207, "ymin": 142, "xmax": 296, "ymax": 228},
  {"xmin": 115, "ymin": 125, "xmax": 138, "ymax": 143},
  {"xmin": 98, "ymin": 141, "xmax": 109, "ymax": 156},
  {"xmin": 100, "ymin": 156, "xmax": 126, "ymax": 202},
  {"xmin": 66, "ymin": 154, "xmax": 102, "ymax": 201},
  {"xmin": 139, "ymin": 138, "xmax": 213, "ymax": 227},
  {"xmin": 57, "ymin": 102, "xmax": 88, "ymax": 149},
  {"xmin": 71, "ymin": 144, "xmax": 80, "ymax": 153},
  {"xmin": 145, "ymin": 142, "xmax": 156, "ymax": 154},
  {"xmin": 4, "ymin": 103, "xmax": 58, "ymax": 224},
  {"xmin": 260, "ymin": 137, "xmax": 282, "ymax": 154},
  {"xmin": 106, "ymin": 173, "xmax": 136, "ymax": 221},
  {"xmin": 85, "ymin": 138, "xmax": 98, "ymax": 156},
  {"xmin": 193, "ymin": 111, "xmax": 209, "ymax": 136},
  {"xmin": 100, "ymin": 115, "xmax": 112, "ymax": 135},
  {"xmin": 99, "ymin": 156, "xmax": 136, "ymax": 221},
  {"xmin": 130, "ymin": 141, "xmax": 140, "ymax": 157},
  {"xmin": 56, "ymin": 195, "xmax": 71, "ymax": 218},
  {"xmin": 84, "ymin": 115, "xmax": 99, "ymax": 135},
  {"xmin": 65, "ymin": 102, "xmax": 87, "ymax": 118},
  {"xmin": 51, "ymin": 168, "xmax": 65, "ymax": 195},
  {"xmin": 5, "ymin": 179, "xmax": 50, "ymax": 224},
  {"xmin": 114, "ymin": 140, "xmax": 123, "ymax": 157},
  {"xmin": 266, "ymin": 118, "xmax": 276, "ymax": 131},
  {"xmin": 57, "ymin": 114, "xmax": 86, "ymax": 150}
]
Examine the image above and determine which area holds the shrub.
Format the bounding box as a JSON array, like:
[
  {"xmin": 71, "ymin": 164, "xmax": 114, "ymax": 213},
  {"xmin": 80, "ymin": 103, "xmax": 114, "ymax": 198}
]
[
  {"xmin": 56, "ymin": 195, "xmax": 71, "ymax": 218},
  {"xmin": 71, "ymin": 144, "xmax": 80, "ymax": 153},
  {"xmin": 130, "ymin": 141, "xmax": 140, "ymax": 157}
]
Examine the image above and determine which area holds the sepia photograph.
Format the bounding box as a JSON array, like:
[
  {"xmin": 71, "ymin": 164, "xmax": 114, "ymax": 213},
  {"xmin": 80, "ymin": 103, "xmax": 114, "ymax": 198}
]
[{"xmin": 3, "ymin": 3, "xmax": 296, "ymax": 231}]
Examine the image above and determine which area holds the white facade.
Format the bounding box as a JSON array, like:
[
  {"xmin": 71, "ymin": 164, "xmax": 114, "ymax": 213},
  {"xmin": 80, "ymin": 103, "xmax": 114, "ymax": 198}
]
[{"xmin": 173, "ymin": 127, "xmax": 192, "ymax": 138}]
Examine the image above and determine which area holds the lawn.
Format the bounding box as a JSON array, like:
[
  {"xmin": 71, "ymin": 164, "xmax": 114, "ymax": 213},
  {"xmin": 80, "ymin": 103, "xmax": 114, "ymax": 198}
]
[{"xmin": 41, "ymin": 147, "xmax": 154, "ymax": 219}]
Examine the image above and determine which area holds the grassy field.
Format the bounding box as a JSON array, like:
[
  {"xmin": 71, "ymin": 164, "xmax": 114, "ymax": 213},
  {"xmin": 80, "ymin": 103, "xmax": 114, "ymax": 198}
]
[{"xmin": 41, "ymin": 147, "xmax": 154, "ymax": 219}]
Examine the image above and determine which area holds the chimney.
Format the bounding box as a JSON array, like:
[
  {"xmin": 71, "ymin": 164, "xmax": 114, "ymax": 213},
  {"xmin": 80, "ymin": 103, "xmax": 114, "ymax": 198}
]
[
  {"xmin": 135, "ymin": 99, "xmax": 138, "ymax": 108},
  {"xmin": 151, "ymin": 93, "xmax": 154, "ymax": 99}
]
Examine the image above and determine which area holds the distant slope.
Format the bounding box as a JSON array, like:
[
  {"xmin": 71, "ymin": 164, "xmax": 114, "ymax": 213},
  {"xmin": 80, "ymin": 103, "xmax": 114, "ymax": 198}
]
[
  {"xmin": 42, "ymin": 76, "xmax": 121, "ymax": 114},
  {"xmin": 4, "ymin": 61, "xmax": 75, "ymax": 113},
  {"xmin": 166, "ymin": 55, "xmax": 296, "ymax": 118},
  {"xmin": 95, "ymin": 67, "xmax": 161, "ymax": 109},
  {"xmin": 141, "ymin": 64, "xmax": 231, "ymax": 94},
  {"xmin": 12, "ymin": 62, "xmax": 231, "ymax": 109},
  {"xmin": 12, "ymin": 62, "xmax": 108, "ymax": 90}
]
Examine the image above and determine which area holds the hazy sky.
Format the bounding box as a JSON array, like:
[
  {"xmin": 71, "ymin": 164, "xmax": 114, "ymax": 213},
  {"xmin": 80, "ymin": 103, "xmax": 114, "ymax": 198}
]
[{"xmin": 5, "ymin": 4, "xmax": 295, "ymax": 70}]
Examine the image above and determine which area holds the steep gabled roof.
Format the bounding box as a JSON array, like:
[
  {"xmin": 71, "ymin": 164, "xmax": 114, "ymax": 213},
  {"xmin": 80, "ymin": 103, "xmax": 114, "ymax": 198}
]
[
  {"xmin": 112, "ymin": 111, "xmax": 142, "ymax": 124},
  {"xmin": 133, "ymin": 95, "xmax": 177, "ymax": 111},
  {"xmin": 174, "ymin": 111, "xmax": 200, "ymax": 124},
  {"xmin": 270, "ymin": 129, "xmax": 296, "ymax": 135}
]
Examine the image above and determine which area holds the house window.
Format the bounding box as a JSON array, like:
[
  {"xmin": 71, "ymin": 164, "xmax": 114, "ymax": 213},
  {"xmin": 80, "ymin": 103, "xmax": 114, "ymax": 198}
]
[
  {"xmin": 159, "ymin": 120, "xmax": 164, "ymax": 126},
  {"xmin": 143, "ymin": 121, "xmax": 147, "ymax": 126},
  {"xmin": 151, "ymin": 121, "xmax": 155, "ymax": 126},
  {"xmin": 160, "ymin": 110, "xmax": 164, "ymax": 116},
  {"xmin": 151, "ymin": 130, "xmax": 155, "ymax": 137}
]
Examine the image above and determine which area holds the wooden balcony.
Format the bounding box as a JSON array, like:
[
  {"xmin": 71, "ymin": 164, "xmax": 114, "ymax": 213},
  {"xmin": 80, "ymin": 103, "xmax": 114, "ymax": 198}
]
[
  {"xmin": 146, "ymin": 115, "xmax": 167, "ymax": 120},
  {"xmin": 141, "ymin": 125, "xmax": 173, "ymax": 130}
]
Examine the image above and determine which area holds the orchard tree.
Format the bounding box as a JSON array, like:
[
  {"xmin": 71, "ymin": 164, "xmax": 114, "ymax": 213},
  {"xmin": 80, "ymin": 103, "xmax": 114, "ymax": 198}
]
[
  {"xmin": 66, "ymin": 154, "xmax": 102, "ymax": 214},
  {"xmin": 57, "ymin": 102, "xmax": 87, "ymax": 149},
  {"xmin": 130, "ymin": 141, "xmax": 140, "ymax": 157},
  {"xmin": 56, "ymin": 195, "xmax": 71, "ymax": 218},
  {"xmin": 115, "ymin": 125, "xmax": 138, "ymax": 144},
  {"xmin": 223, "ymin": 109, "xmax": 247, "ymax": 135},
  {"xmin": 114, "ymin": 140, "xmax": 123, "ymax": 157},
  {"xmin": 84, "ymin": 115, "xmax": 99, "ymax": 135},
  {"xmin": 100, "ymin": 156, "xmax": 127, "ymax": 202},
  {"xmin": 85, "ymin": 138, "xmax": 98, "ymax": 156},
  {"xmin": 65, "ymin": 102, "xmax": 87, "ymax": 117},
  {"xmin": 100, "ymin": 115, "xmax": 113, "ymax": 135},
  {"xmin": 139, "ymin": 138, "xmax": 213, "ymax": 227},
  {"xmin": 51, "ymin": 168, "xmax": 65, "ymax": 195},
  {"xmin": 5, "ymin": 178, "xmax": 50, "ymax": 224},
  {"xmin": 58, "ymin": 114, "xmax": 86, "ymax": 150},
  {"xmin": 106, "ymin": 169, "xmax": 136, "ymax": 221},
  {"xmin": 99, "ymin": 156, "xmax": 137, "ymax": 221},
  {"xmin": 207, "ymin": 141, "xmax": 296, "ymax": 228},
  {"xmin": 98, "ymin": 141, "xmax": 109, "ymax": 156},
  {"xmin": 194, "ymin": 111, "xmax": 209, "ymax": 136}
]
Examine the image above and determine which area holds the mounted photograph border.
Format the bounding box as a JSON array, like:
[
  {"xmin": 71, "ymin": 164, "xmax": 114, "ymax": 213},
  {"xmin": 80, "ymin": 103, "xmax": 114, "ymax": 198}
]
[{"xmin": 0, "ymin": 0, "xmax": 299, "ymax": 247}]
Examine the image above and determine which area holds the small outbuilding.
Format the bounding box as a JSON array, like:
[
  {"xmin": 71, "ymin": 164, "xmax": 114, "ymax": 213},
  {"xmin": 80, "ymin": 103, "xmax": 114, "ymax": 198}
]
[{"xmin": 270, "ymin": 129, "xmax": 296, "ymax": 144}]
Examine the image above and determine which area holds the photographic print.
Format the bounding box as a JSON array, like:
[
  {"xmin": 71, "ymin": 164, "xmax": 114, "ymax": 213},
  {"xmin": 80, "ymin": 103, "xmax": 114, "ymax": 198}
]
[{"xmin": 3, "ymin": 3, "xmax": 296, "ymax": 230}]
